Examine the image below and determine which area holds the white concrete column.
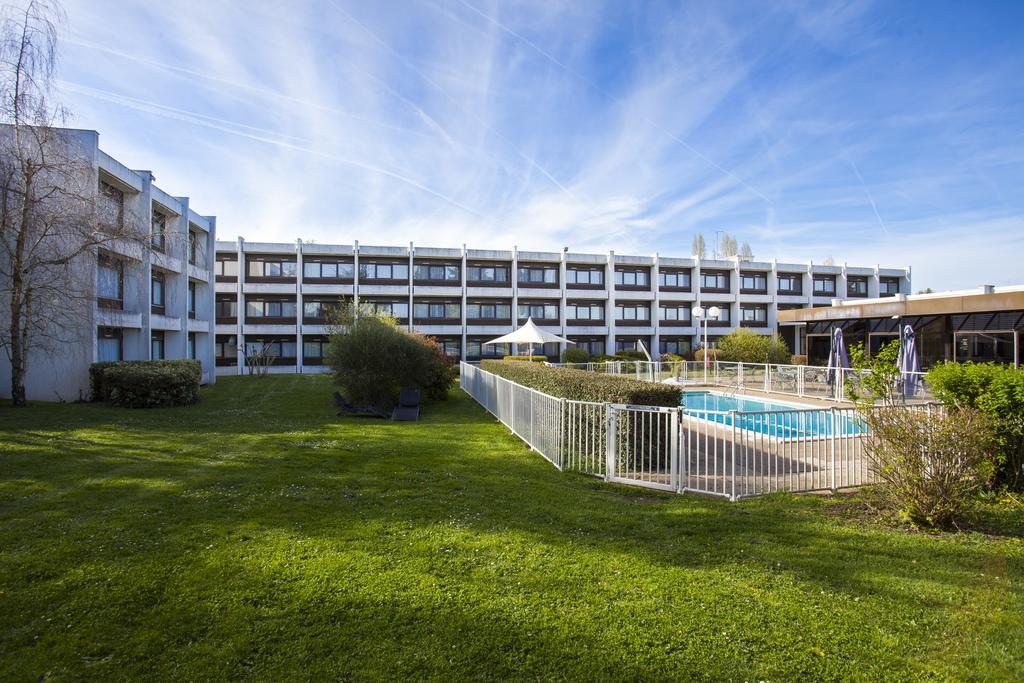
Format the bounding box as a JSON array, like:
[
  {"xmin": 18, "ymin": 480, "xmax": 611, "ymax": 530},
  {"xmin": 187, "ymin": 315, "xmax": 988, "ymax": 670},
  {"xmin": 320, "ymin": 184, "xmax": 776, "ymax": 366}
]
[
  {"xmin": 352, "ymin": 239, "xmax": 360, "ymax": 309},
  {"xmin": 558, "ymin": 248, "xmax": 568, "ymax": 359},
  {"xmin": 652, "ymin": 253, "xmax": 661, "ymax": 359},
  {"xmin": 295, "ymin": 239, "xmax": 303, "ymax": 375},
  {"xmin": 408, "ymin": 241, "xmax": 415, "ymax": 333},
  {"xmin": 460, "ymin": 244, "xmax": 468, "ymax": 361},
  {"xmin": 606, "ymin": 250, "xmax": 616, "ymax": 355},
  {"xmin": 236, "ymin": 236, "xmax": 245, "ymax": 375},
  {"xmin": 511, "ymin": 246, "xmax": 519, "ymax": 356}
]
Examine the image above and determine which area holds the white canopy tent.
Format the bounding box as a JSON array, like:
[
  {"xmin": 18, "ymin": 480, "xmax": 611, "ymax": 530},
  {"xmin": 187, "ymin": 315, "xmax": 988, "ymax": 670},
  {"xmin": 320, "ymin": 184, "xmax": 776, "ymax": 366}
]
[{"xmin": 484, "ymin": 318, "xmax": 574, "ymax": 357}]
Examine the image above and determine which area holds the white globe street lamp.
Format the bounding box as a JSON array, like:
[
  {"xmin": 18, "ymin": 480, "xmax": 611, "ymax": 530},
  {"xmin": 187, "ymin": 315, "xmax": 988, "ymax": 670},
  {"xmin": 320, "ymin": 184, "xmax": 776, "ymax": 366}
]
[{"xmin": 692, "ymin": 305, "xmax": 721, "ymax": 384}]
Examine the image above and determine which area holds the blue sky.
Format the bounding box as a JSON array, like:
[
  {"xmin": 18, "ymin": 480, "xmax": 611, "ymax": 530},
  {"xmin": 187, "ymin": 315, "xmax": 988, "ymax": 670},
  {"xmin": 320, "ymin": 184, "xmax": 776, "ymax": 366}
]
[{"xmin": 53, "ymin": 0, "xmax": 1024, "ymax": 290}]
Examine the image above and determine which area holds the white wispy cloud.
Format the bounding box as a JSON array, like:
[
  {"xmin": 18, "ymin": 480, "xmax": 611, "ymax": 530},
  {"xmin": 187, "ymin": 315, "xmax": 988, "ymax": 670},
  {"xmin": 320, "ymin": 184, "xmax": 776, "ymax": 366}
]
[{"xmin": 50, "ymin": 0, "xmax": 1024, "ymax": 290}]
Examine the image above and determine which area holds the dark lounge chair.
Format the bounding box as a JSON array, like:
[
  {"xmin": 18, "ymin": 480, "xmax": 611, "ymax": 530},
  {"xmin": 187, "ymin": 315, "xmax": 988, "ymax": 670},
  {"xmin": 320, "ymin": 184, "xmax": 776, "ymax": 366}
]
[
  {"xmin": 391, "ymin": 388, "xmax": 421, "ymax": 422},
  {"xmin": 333, "ymin": 391, "xmax": 388, "ymax": 419}
]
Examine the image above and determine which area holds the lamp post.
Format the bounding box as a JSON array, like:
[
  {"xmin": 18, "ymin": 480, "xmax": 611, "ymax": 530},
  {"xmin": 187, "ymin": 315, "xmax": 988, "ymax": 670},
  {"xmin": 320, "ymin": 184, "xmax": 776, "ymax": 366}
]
[{"xmin": 692, "ymin": 305, "xmax": 721, "ymax": 384}]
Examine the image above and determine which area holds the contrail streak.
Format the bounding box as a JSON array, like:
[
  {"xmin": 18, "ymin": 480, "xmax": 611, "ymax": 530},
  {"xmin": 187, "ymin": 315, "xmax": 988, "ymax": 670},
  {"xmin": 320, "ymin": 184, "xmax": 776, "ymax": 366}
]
[
  {"xmin": 846, "ymin": 155, "xmax": 889, "ymax": 235},
  {"xmin": 325, "ymin": 0, "xmax": 590, "ymax": 207},
  {"xmin": 64, "ymin": 35, "xmax": 455, "ymax": 145},
  {"xmin": 449, "ymin": 0, "xmax": 772, "ymax": 205},
  {"xmin": 59, "ymin": 80, "xmax": 488, "ymax": 218}
]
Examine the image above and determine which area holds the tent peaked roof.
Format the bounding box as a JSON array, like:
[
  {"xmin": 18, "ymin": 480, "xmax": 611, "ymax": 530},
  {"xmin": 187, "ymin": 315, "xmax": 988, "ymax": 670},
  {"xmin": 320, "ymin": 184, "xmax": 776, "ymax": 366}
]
[{"xmin": 484, "ymin": 318, "xmax": 574, "ymax": 346}]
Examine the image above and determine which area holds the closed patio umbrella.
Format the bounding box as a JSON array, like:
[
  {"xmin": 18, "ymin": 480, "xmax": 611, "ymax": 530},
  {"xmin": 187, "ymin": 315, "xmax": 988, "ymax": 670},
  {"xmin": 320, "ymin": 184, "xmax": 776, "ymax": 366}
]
[
  {"xmin": 484, "ymin": 318, "xmax": 574, "ymax": 357},
  {"xmin": 897, "ymin": 324, "xmax": 920, "ymax": 399},
  {"xmin": 826, "ymin": 327, "xmax": 849, "ymax": 398}
]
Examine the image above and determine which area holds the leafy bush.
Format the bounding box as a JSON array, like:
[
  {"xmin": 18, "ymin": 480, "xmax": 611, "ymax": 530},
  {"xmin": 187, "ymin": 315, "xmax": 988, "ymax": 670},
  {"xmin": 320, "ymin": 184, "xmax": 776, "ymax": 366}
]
[
  {"xmin": 562, "ymin": 348, "xmax": 591, "ymax": 364},
  {"xmin": 480, "ymin": 360, "xmax": 681, "ymax": 406},
  {"xmin": 693, "ymin": 348, "xmax": 720, "ymax": 363},
  {"xmin": 326, "ymin": 311, "xmax": 454, "ymax": 409},
  {"xmin": 90, "ymin": 360, "xmax": 201, "ymax": 408},
  {"xmin": 660, "ymin": 353, "xmax": 685, "ymax": 363},
  {"xmin": 790, "ymin": 355, "xmax": 808, "ymax": 366},
  {"xmin": 614, "ymin": 350, "xmax": 648, "ymax": 361},
  {"xmin": 926, "ymin": 362, "xmax": 1024, "ymax": 489},
  {"xmin": 716, "ymin": 329, "xmax": 790, "ymax": 364},
  {"xmin": 502, "ymin": 355, "xmax": 548, "ymax": 363},
  {"xmin": 847, "ymin": 340, "xmax": 902, "ymax": 404},
  {"xmin": 863, "ymin": 405, "xmax": 997, "ymax": 528}
]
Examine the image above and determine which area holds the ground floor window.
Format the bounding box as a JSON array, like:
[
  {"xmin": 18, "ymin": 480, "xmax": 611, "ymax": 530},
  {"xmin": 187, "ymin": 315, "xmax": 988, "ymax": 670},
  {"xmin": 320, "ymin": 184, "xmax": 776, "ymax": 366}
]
[
  {"xmin": 432, "ymin": 337, "xmax": 461, "ymax": 358},
  {"xmin": 245, "ymin": 337, "xmax": 297, "ymax": 364},
  {"xmin": 659, "ymin": 338, "xmax": 691, "ymax": 356},
  {"xmin": 216, "ymin": 335, "xmax": 238, "ymax": 366},
  {"xmin": 955, "ymin": 332, "xmax": 1017, "ymax": 365},
  {"xmin": 466, "ymin": 339, "xmax": 509, "ymax": 359},
  {"xmin": 615, "ymin": 337, "xmax": 650, "ymax": 354},
  {"xmin": 569, "ymin": 337, "xmax": 605, "ymax": 357},
  {"xmin": 303, "ymin": 336, "xmax": 328, "ymax": 365},
  {"xmin": 98, "ymin": 327, "xmax": 122, "ymax": 362},
  {"xmin": 151, "ymin": 331, "xmax": 165, "ymax": 360},
  {"xmin": 187, "ymin": 333, "xmax": 196, "ymax": 360}
]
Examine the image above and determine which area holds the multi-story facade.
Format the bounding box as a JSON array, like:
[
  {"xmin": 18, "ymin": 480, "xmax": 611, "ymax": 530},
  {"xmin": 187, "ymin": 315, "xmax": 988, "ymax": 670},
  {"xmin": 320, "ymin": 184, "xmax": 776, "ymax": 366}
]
[
  {"xmin": 0, "ymin": 129, "xmax": 217, "ymax": 401},
  {"xmin": 213, "ymin": 238, "xmax": 911, "ymax": 374}
]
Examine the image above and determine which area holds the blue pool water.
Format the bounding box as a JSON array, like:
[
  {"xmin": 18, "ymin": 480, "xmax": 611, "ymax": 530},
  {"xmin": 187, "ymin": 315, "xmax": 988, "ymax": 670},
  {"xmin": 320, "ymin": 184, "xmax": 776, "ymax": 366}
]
[{"xmin": 681, "ymin": 391, "xmax": 864, "ymax": 438}]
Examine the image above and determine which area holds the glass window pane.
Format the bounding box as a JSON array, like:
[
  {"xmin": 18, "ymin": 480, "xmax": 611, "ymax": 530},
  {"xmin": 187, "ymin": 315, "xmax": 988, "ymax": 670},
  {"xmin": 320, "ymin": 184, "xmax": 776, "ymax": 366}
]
[{"xmin": 304, "ymin": 262, "xmax": 319, "ymax": 278}]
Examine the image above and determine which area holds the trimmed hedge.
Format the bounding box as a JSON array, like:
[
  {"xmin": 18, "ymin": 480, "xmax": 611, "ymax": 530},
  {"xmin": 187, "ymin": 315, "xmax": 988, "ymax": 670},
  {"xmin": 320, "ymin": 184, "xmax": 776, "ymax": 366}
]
[
  {"xmin": 561, "ymin": 348, "xmax": 591, "ymax": 364},
  {"xmin": 502, "ymin": 355, "xmax": 548, "ymax": 363},
  {"xmin": 926, "ymin": 362, "xmax": 1024, "ymax": 489},
  {"xmin": 480, "ymin": 360, "xmax": 681, "ymax": 407},
  {"xmin": 89, "ymin": 360, "xmax": 202, "ymax": 408}
]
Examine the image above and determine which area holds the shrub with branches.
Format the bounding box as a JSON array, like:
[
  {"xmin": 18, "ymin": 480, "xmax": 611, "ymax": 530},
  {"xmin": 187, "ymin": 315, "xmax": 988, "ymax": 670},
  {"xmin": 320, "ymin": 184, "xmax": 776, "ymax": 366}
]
[
  {"xmin": 325, "ymin": 301, "xmax": 453, "ymax": 409},
  {"xmin": 862, "ymin": 405, "xmax": 996, "ymax": 528},
  {"xmin": 716, "ymin": 329, "xmax": 791, "ymax": 364}
]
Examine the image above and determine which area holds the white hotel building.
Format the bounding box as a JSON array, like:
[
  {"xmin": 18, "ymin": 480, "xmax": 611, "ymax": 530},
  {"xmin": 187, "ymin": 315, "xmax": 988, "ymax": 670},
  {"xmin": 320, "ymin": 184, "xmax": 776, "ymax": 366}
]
[
  {"xmin": 0, "ymin": 129, "xmax": 218, "ymax": 402},
  {"xmin": 212, "ymin": 238, "xmax": 911, "ymax": 374}
]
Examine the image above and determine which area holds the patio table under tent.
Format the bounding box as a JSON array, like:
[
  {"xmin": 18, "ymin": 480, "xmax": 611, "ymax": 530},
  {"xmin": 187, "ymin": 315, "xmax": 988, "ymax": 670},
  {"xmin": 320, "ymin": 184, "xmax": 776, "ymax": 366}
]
[{"xmin": 484, "ymin": 318, "xmax": 574, "ymax": 358}]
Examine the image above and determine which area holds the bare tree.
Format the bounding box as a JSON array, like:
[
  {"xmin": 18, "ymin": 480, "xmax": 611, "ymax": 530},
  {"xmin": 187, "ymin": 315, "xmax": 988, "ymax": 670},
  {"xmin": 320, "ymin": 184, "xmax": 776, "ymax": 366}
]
[
  {"xmin": 823, "ymin": 255, "xmax": 836, "ymax": 266},
  {"xmin": 739, "ymin": 241, "xmax": 753, "ymax": 258},
  {"xmin": 690, "ymin": 233, "xmax": 706, "ymax": 259},
  {"xmin": 720, "ymin": 232, "xmax": 738, "ymax": 258},
  {"xmin": 0, "ymin": 1, "xmax": 146, "ymax": 405},
  {"xmin": 241, "ymin": 341, "xmax": 276, "ymax": 378}
]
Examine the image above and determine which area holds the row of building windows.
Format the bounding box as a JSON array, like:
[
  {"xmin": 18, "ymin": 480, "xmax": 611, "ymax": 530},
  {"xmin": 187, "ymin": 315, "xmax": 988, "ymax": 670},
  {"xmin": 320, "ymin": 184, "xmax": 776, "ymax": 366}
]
[
  {"xmin": 98, "ymin": 327, "xmax": 198, "ymax": 362},
  {"xmin": 218, "ymin": 255, "xmax": 902, "ymax": 295},
  {"xmin": 211, "ymin": 333, "xmax": 702, "ymax": 365},
  {"xmin": 213, "ymin": 296, "xmax": 766, "ymax": 324},
  {"xmin": 98, "ymin": 253, "xmax": 202, "ymax": 318}
]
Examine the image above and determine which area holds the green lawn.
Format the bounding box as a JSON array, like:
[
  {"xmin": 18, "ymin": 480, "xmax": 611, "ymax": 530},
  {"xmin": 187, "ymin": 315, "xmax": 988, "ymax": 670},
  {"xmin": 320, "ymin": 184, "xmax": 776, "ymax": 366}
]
[{"xmin": 1, "ymin": 375, "xmax": 1022, "ymax": 680}]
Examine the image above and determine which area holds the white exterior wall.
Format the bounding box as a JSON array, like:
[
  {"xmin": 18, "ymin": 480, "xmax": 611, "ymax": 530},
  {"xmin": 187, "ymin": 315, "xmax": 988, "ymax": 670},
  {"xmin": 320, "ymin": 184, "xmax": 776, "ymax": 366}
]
[
  {"xmin": 0, "ymin": 128, "xmax": 217, "ymax": 401},
  {"xmin": 212, "ymin": 240, "xmax": 911, "ymax": 374}
]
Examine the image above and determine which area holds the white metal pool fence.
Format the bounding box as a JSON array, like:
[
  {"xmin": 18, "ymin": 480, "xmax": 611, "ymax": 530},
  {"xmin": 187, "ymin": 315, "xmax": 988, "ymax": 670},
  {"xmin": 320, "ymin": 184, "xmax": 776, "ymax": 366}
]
[
  {"xmin": 460, "ymin": 362, "xmax": 936, "ymax": 500},
  {"xmin": 546, "ymin": 359, "xmax": 934, "ymax": 403}
]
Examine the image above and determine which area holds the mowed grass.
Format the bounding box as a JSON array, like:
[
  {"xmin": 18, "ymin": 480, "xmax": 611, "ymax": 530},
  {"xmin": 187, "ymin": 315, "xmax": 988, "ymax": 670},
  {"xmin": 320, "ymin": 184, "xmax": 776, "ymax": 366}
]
[{"xmin": 1, "ymin": 375, "xmax": 1022, "ymax": 681}]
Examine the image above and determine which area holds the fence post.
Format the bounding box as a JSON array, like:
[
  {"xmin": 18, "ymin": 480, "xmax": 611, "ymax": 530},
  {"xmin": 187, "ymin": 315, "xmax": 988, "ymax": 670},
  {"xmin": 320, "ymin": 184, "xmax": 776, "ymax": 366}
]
[
  {"xmin": 670, "ymin": 407, "xmax": 680, "ymax": 492},
  {"xmin": 798, "ymin": 365, "xmax": 805, "ymax": 397},
  {"xmin": 738, "ymin": 363, "xmax": 744, "ymax": 390},
  {"xmin": 509, "ymin": 378, "xmax": 515, "ymax": 432},
  {"xmin": 764, "ymin": 364, "xmax": 771, "ymax": 393},
  {"xmin": 730, "ymin": 411, "xmax": 738, "ymax": 501},
  {"xmin": 529, "ymin": 389, "xmax": 535, "ymax": 447},
  {"xmin": 829, "ymin": 407, "xmax": 837, "ymax": 492},
  {"xmin": 557, "ymin": 398, "xmax": 566, "ymax": 470},
  {"xmin": 605, "ymin": 405, "xmax": 617, "ymax": 481}
]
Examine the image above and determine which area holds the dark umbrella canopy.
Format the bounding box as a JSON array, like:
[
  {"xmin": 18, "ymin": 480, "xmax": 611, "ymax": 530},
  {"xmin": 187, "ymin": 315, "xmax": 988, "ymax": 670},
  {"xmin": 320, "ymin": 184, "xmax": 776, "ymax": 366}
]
[
  {"xmin": 898, "ymin": 325, "xmax": 920, "ymax": 398},
  {"xmin": 826, "ymin": 327, "xmax": 850, "ymax": 397}
]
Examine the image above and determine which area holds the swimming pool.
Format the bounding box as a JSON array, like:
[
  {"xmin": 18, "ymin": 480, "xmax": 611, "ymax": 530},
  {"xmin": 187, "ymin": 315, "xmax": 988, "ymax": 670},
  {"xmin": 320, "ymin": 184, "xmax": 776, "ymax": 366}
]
[{"xmin": 681, "ymin": 391, "xmax": 864, "ymax": 438}]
